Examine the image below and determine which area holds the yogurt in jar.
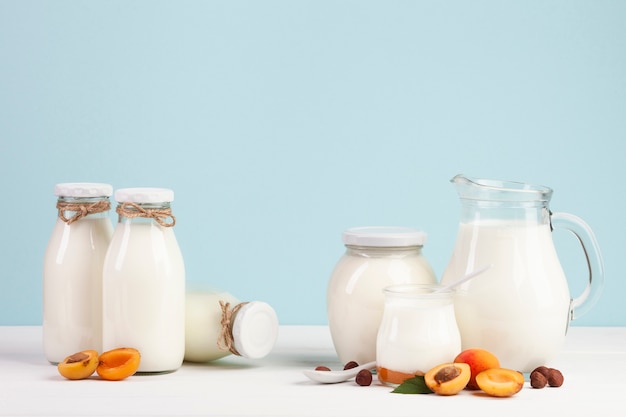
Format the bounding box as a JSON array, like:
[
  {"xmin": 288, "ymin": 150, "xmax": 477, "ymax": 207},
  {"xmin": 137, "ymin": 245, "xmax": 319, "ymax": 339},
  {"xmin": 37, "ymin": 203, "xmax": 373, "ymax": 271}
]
[{"xmin": 376, "ymin": 284, "xmax": 461, "ymax": 387}]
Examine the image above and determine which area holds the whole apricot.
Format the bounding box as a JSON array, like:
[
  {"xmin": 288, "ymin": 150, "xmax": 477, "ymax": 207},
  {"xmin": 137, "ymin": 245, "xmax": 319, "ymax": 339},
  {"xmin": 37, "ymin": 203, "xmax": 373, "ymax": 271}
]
[
  {"xmin": 424, "ymin": 363, "xmax": 471, "ymax": 395},
  {"xmin": 57, "ymin": 350, "xmax": 99, "ymax": 380},
  {"xmin": 96, "ymin": 348, "xmax": 141, "ymax": 381},
  {"xmin": 454, "ymin": 348, "xmax": 500, "ymax": 390},
  {"xmin": 475, "ymin": 368, "xmax": 524, "ymax": 397}
]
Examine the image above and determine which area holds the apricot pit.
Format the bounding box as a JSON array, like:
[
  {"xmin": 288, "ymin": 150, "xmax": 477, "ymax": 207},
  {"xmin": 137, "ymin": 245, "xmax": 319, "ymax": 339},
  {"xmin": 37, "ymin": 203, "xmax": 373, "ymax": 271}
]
[
  {"xmin": 57, "ymin": 350, "xmax": 99, "ymax": 380},
  {"xmin": 96, "ymin": 347, "xmax": 141, "ymax": 381},
  {"xmin": 424, "ymin": 363, "xmax": 471, "ymax": 395}
]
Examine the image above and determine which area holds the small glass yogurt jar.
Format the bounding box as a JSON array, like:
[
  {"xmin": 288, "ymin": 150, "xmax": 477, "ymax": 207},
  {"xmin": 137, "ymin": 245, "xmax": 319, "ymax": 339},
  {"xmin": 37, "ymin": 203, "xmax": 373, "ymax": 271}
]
[
  {"xmin": 327, "ymin": 227, "xmax": 436, "ymax": 365},
  {"xmin": 376, "ymin": 284, "xmax": 462, "ymax": 387}
]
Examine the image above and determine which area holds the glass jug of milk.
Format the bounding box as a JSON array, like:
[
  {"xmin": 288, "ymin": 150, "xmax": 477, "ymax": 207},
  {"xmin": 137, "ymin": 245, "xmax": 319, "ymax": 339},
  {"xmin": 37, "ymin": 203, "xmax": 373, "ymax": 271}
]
[
  {"xmin": 102, "ymin": 188, "xmax": 185, "ymax": 374},
  {"xmin": 440, "ymin": 174, "xmax": 604, "ymax": 372},
  {"xmin": 43, "ymin": 183, "xmax": 113, "ymax": 364}
]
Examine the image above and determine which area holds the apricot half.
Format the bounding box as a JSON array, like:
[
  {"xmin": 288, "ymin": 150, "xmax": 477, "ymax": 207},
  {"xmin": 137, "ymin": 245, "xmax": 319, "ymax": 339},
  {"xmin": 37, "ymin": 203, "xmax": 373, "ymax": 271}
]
[
  {"xmin": 58, "ymin": 350, "xmax": 99, "ymax": 380},
  {"xmin": 475, "ymin": 368, "xmax": 524, "ymax": 397},
  {"xmin": 454, "ymin": 348, "xmax": 500, "ymax": 390},
  {"xmin": 424, "ymin": 363, "xmax": 471, "ymax": 395},
  {"xmin": 96, "ymin": 348, "xmax": 141, "ymax": 381}
]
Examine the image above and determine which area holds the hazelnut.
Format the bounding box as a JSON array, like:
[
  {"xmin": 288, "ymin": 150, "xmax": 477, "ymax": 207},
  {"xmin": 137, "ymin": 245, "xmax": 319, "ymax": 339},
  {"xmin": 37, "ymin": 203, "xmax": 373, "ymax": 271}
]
[
  {"xmin": 530, "ymin": 370, "xmax": 548, "ymax": 388},
  {"xmin": 315, "ymin": 365, "xmax": 331, "ymax": 371},
  {"xmin": 533, "ymin": 366, "xmax": 551, "ymax": 378},
  {"xmin": 355, "ymin": 369, "xmax": 372, "ymax": 386},
  {"xmin": 343, "ymin": 361, "xmax": 359, "ymax": 370},
  {"xmin": 547, "ymin": 368, "xmax": 564, "ymax": 387}
]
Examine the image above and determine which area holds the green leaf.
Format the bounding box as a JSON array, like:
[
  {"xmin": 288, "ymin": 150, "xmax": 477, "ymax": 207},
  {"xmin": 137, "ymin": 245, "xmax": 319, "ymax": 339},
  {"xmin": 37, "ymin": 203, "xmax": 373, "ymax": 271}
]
[{"xmin": 391, "ymin": 375, "xmax": 434, "ymax": 394}]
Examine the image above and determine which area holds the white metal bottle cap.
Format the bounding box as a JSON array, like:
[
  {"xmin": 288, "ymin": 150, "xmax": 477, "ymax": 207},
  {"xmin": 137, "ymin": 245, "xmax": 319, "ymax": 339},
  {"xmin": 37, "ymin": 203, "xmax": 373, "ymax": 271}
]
[
  {"xmin": 232, "ymin": 301, "xmax": 279, "ymax": 359},
  {"xmin": 54, "ymin": 183, "xmax": 113, "ymax": 197},
  {"xmin": 342, "ymin": 226, "xmax": 427, "ymax": 247},
  {"xmin": 114, "ymin": 187, "xmax": 175, "ymax": 203}
]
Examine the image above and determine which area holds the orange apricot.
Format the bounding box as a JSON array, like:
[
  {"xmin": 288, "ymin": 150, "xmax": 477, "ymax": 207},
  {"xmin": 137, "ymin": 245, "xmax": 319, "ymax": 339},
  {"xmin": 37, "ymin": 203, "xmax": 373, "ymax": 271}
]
[
  {"xmin": 454, "ymin": 348, "xmax": 500, "ymax": 390},
  {"xmin": 424, "ymin": 363, "xmax": 471, "ymax": 395},
  {"xmin": 96, "ymin": 347, "xmax": 141, "ymax": 381},
  {"xmin": 475, "ymin": 368, "xmax": 524, "ymax": 397},
  {"xmin": 57, "ymin": 350, "xmax": 99, "ymax": 380}
]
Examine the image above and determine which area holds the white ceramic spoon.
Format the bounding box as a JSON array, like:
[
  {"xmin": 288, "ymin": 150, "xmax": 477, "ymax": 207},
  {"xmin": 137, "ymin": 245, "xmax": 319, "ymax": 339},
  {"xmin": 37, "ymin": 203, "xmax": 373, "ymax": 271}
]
[
  {"xmin": 302, "ymin": 265, "xmax": 492, "ymax": 384},
  {"xmin": 302, "ymin": 361, "xmax": 377, "ymax": 384}
]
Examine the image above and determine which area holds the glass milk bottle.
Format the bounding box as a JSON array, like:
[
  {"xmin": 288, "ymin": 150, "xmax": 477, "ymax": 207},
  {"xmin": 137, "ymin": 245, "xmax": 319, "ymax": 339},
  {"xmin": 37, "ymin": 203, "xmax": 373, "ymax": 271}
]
[
  {"xmin": 102, "ymin": 188, "xmax": 185, "ymax": 373},
  {"xmin": 327, "ymin": 227, "xmax": 436, "ymax": 365},
  {"xmin": 43, "ymin": 183, "xmax": 113, "ymax": 364},
  {"xmin": 184, "ymin": 290, "xmax": 279, "ymax": 362},
  {"xmin": 376, "ymin": 284, "xmax": 461, "ymax": 387}
]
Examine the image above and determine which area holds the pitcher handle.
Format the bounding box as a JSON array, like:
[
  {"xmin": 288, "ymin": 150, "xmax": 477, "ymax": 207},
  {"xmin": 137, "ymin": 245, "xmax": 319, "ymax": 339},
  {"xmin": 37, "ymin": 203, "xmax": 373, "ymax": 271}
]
[{"xmin": 551, "ymin": 212, "xmax": 605, "ymax": 320}]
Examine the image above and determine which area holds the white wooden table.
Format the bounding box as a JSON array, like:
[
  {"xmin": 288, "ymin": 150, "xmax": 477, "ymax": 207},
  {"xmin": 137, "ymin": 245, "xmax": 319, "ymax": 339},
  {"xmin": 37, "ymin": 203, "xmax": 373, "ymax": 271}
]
[{"xmin": 1, "ymin": 326, "xmax": 625, "ymax": 416}]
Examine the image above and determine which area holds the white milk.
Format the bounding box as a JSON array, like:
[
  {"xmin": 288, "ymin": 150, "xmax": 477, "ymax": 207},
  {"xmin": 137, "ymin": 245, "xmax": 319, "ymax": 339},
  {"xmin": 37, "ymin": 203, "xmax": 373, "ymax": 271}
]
[
  {"xmin": 103, "ymin": 220, "xmax": 185, "ymax": 373},
  {"xmin": 376, "ymin": 286, "xmax": 461, "ymax": 386},
  {"xmin": 185, "ymin": 290, "xmax": 279, "ymax": 362},
  {"xmin": 43, "ymin": 216, "xmax": 113, "ymax": 363},
  {"xmin": 185, "ymin": 291, "xmax": 239, "ymax": 362},
  {"xmin": 441, "ymin": 221, "xmax": 571, "ymax": 372},
  {"xmin": 327, "ymin": 227, "xmax": 436, "ymax": 365}
]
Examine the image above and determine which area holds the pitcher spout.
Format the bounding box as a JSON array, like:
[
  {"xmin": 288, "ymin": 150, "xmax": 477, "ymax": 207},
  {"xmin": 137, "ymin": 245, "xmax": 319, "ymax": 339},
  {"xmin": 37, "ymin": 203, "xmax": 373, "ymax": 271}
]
[{"xmin": 451, "ymin": 174, "xmax": 553, "ymax": 203}]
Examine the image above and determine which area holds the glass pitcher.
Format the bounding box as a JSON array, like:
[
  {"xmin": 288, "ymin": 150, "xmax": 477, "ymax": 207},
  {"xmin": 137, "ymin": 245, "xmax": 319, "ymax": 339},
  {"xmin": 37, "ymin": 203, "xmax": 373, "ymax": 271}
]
[{"xmin": 440, "ymin": 174, "xmax": 604, "ymax": 373}]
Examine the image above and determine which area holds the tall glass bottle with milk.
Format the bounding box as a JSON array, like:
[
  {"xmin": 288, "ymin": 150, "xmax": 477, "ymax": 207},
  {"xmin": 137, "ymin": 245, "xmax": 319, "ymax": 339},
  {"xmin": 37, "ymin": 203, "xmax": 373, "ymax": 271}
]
[
  {"xmin": 102, "ymin": 188, "xmax": 185, "ymax": 373},
  {"xmin": 43, "ymin": 183, "xmax": 113, "ymax": 364}
]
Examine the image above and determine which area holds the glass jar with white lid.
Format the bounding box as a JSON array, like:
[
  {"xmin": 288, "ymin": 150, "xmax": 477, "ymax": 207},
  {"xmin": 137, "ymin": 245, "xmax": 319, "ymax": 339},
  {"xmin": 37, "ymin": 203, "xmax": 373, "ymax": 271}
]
[{"xmin": 326, "ymin": 226, "xmax": 436, "ymax": 365}]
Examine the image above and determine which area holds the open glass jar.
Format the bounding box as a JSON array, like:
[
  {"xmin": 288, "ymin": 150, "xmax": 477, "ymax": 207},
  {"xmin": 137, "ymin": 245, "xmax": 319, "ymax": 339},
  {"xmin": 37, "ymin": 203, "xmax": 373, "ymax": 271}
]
[{"xmin": 376, "ymin": 284, "xmax": 461, "ymax": 387}]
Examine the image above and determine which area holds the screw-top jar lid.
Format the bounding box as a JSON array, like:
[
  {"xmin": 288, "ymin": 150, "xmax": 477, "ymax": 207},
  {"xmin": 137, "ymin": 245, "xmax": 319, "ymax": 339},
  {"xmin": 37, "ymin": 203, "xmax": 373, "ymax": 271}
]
[
  {"xmin": 54, "ymin": 183, "xmax": 113, "ymax": 197},
  {"xmin": 114, "ymin": 187, "xmax": 174, "ymax": 203},
  {"xmin": 342, "ymin": 226, "xmax": 427, "ymax": 247},
  {"xmin": 232, "ymin": 301, "xmax": 279, "ymax": 359}
]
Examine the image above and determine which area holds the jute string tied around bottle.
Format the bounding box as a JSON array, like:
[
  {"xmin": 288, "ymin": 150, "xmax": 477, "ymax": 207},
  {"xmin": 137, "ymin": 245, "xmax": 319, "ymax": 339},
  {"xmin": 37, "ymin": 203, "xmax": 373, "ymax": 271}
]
[
  {"xmin": 57, "ymin": 200, "xmax": 111, "ymax": 225},
  {"xmin": 115, "ymin": 202, "xmax": 176, "ymax": 227},
  {"xmin": 218, "ymin": 300, "xmax": 250, "ymax": 356}
]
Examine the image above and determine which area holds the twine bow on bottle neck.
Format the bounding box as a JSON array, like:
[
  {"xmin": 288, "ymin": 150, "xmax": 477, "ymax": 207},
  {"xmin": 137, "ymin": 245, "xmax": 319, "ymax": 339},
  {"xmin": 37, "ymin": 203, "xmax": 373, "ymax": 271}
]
[
  {"xmin": 115, "ymin": 202, "xmax": 176, "ymax": 227},
  {"xmin": 57, "ymin": 200, "xmax": 111, "ymax": 225},
  {"xmin": 217, "ymin": 300, "xmax": 249, "ymax": 356}
]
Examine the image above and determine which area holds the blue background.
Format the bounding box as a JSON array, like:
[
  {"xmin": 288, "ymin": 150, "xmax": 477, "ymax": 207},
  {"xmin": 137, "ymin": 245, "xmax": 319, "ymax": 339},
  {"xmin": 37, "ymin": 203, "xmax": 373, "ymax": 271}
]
[{"xmin": 1, "ymin": 1, "xmax": 624, "ymax": 326}]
